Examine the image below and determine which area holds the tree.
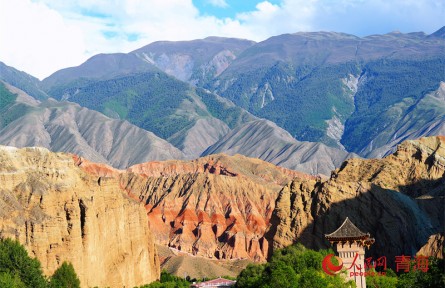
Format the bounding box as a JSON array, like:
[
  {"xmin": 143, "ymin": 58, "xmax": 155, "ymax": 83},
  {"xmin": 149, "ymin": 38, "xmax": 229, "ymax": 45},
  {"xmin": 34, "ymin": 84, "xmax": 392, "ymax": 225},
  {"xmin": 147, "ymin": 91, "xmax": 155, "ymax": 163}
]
[
  {"xmin": 298, "ymin": 269, "xmax": 328, "ymax": 288},
  {"xmin": 396, "ymin": 257, "xmax": 445, "ymax": 288},
  {"xmin": 366, "ymin": 268, "xmax": 397, "ymax": 288},
  {"xmin": 236, "ymin": 243, "xmax": 353, "ymax": 288},
  {"xmin": 0, "ymin": 272, "xmax": 26, "ymax": 288},
  {"xmin": 139, "ymin": 270, "xmax": 190, "ymax": 288},
  {"xmin": 0, "ymin": 238, "xmax": 47, "ymax": 288},
  {"xmin": 266, "ymin": 261, "xmax": 299, "ymax": 288},
  {"xmin": 49, "ymin": 262, "xmax": 80, "ymax": 288},
  {"xmin": 235, "ymin": 264, "xmax": 264, "ymax": 288}
]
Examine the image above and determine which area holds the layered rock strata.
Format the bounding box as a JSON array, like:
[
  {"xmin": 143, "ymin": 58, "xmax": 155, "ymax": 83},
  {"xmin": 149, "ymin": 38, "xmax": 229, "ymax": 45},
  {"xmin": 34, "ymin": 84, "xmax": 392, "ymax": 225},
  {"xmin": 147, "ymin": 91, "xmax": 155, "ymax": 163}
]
[
  {"xmin": 2, "ymin": 136, "xmax": 442, "ymax": 280},
  {"xmin": 0, "ymin": 146, "xmax": 160, "ymax": 287},
  {"xmin": 119, "ymin": 154, "xmax": 311, "ymax": 262}
]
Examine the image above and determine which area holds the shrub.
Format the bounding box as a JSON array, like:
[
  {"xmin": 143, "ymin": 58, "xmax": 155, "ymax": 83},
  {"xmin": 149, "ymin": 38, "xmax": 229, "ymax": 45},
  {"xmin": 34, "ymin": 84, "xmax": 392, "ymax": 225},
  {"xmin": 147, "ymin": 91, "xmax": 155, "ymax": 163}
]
[{"xmin": 49, "ymin": 262, "xmax": 80, "ymax": 288}]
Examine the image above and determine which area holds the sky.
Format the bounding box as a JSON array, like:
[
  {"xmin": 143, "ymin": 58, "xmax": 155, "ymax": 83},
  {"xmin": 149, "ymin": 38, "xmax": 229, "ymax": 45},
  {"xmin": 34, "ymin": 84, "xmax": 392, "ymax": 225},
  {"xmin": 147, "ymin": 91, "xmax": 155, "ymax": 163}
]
[{"xmin": 1, "ymin": 0, "xmax": 444, "ymax": 79}]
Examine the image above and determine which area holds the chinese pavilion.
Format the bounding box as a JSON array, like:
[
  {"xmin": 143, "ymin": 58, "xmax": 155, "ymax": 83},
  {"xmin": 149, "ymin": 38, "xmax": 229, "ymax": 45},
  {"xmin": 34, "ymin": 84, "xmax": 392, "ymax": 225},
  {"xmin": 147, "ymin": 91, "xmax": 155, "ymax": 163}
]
[{"xmin": 325, "ymin": 217, "xmax": 375, "ymax": 288}]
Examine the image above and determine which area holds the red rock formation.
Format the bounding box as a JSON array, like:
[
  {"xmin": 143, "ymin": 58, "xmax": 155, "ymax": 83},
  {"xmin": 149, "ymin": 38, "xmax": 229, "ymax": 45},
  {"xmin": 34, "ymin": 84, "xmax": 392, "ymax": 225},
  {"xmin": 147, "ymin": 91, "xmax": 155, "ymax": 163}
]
[
  {"xmin": 121, "ymin": 154, "xmax": 310, "ymax": 262},
  {"xmin": 2, "ymin": 136, "xmax": 442, "ymax": 279},
  {"xmin": 72, "ymin": 155, "xmax": 122, "ymax": 177}
]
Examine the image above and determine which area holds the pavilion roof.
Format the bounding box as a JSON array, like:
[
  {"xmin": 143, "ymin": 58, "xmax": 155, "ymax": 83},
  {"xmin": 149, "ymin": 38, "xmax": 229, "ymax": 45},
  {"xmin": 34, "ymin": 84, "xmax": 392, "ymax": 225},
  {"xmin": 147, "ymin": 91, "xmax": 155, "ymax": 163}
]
[{"xmin": 325, "ymin": 217, "xmax": 370, "ymax": 240}]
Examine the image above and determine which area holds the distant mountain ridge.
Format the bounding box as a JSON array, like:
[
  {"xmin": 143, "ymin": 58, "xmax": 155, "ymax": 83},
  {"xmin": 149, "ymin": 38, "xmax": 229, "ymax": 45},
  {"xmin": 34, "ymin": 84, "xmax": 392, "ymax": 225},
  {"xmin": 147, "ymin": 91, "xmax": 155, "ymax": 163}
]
[
  {"xmin": 41, "ymin": 36, "xmax": 255, "ymax": 91},
  {"xmin": 1, "ymin": 27, "xmax": 444, "ymax": 175},
  {"xmin": 201, "ymin": 119, "xmax": 357, "ymax": 176},
  {"xmin": 0, "ymin": 82, "xmax": 184, "ymax": 168},
  {"xmin": 132, "ymin": 37, "xmax": 255, "ymax": 86},
  {"xmin": 207, "ymin": 28, "xmax": 445, "ymax": 152},
  {"xmin": 0, "ymin": 80, "xmax": 352, "ymax": 175},
  {"xmin": 0, "ymin": 61, "xmax": 48, "ymax": 100}
]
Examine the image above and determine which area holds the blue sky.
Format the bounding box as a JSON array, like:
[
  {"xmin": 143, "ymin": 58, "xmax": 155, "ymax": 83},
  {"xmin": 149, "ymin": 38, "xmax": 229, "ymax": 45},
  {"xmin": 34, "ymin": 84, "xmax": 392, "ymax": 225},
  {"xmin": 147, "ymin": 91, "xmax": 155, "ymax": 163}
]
[
  {"xmin": 193, "ymin": 0, "xmax": 281, "ymax": 18},
  {"xmin": 1, "ymin": 0, "xmax": 444, "ymax": 79}
]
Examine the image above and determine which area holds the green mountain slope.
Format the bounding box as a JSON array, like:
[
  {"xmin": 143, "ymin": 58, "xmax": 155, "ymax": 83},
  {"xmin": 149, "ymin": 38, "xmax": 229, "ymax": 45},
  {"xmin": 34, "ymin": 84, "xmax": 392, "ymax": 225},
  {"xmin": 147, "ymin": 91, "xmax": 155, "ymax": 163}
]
[
  {"xmin": 207, "ymin": 29, "xmax": 445, "ymax": 153},
  {"xmin": 32, "ymin": 28, "xmax": 445, "ymax": 163},
  {"xmin": 48, "ymin": 71, "xmax": 255, "ymax": 157},
  {"xmin": 0, "ymin": 62, "xmax": 48, "ymax": 100},
  {"xmin": 358, "ymin": 81, "xmax": 445, "ymax": 157},
  {"xmin": 342, "ymin": 58, "xmax": 445, "ymax": 154},
  {"xmin": 41, "ymin": 53, "xmax": 158, "ymax": 94},
  {"xmin": 0, "ymin": 82, "xmax": 184, "ymax": 167}
]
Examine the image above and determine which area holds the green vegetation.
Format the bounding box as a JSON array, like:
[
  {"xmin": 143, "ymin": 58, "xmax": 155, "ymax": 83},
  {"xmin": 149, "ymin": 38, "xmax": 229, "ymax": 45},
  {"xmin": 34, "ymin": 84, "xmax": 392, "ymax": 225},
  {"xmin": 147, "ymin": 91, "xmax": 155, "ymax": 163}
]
[
  {"xmin": 0, "ymin": 82, "xmax": 31, "ymax": 129},
  {"xmin": 0, "ymin": 82, "xmax": 17, "ymax": 108},
  {"xmin": 47, "ymin": 72, "xmax": 253, "ymax": 143},
  {"xmin": 236, "ymin": 243, "xmax": 354, "ymax": 288},
  {"xmin": 0, "ymin": 238, "xmax": 81, "ymax": 288},
  {"xmin": 0, "ymin": 238, "xmax": 47, "ymax": 288},
  {"xmin": 195, "ymin": 88, "xmax": 254, "ymax": 129},
  {"xmin": 342, "ymin": 58, "xmax": 445, "ymax": 153},
  {"xmin": 366, "ymin": 257, "xmax": 445, "ymax": 288},
  {"xmin": 0, "ymin": 62, "xmax": 48, "ymax": 101},
  {"xmin": 213, "ymin": 56, "xmax": 445, "ymax": 151},
  {"xmin": 236, "ymin": 242, "xmax": 444, "ymax": 288},
  {"xmin": 56, "ymin": 72, "xmax": 198, "ymax": 139},
  {"xmin": 215, "ymin": 61, "xmax": 359, "ymax": 146},
  {"xmin": 49, "ymin": 262, "xmax": 80, "ymax": 288},
  {"xmin": 138, "ymin": 270, "xmax": 190, "ymax": 288},
  {"xmin": 0, "ymin": 272, "xmax": 26, "ymax": 288}
]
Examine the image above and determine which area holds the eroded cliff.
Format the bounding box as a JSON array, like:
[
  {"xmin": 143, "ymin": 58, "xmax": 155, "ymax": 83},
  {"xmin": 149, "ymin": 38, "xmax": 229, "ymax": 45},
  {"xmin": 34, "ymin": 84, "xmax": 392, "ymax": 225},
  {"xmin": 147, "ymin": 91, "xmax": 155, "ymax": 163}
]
[
  {"xmin": 268, "ymin": 136, "xmax": 445, "ymax": 265},
  {"xmin": 0, "ymin": 146, "xmax": 160, "ymax": 287},
  {"xmin": 119, "ymin": 154, "xmax": 311, "ymax": 262},
  {"xmin": 2, "ymin": 136, "xmax": 442, "ymax": 281}
]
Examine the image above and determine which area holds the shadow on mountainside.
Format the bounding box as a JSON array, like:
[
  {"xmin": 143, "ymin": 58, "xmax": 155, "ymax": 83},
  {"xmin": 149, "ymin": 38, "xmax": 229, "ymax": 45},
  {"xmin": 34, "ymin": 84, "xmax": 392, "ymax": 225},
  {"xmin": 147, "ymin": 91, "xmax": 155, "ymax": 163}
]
[{"xmin": 267, "ymin": 177, "xmax": 444, "ymax": 269}]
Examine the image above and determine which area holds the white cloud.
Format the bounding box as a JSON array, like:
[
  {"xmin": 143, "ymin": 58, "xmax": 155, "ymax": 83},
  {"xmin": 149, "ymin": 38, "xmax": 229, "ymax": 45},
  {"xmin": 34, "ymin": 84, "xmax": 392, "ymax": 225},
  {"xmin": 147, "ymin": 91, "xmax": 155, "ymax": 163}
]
[
  {"xmin": 0, "ymin": 0, "xmax": 87, "ymax": 79},
  {"xmin": 0, "ymin": 0, "xmax": 443, "ymax": 79},
  {"xmin": 207, "ymin": 0, "xmax": 229, "ymax": 8}
]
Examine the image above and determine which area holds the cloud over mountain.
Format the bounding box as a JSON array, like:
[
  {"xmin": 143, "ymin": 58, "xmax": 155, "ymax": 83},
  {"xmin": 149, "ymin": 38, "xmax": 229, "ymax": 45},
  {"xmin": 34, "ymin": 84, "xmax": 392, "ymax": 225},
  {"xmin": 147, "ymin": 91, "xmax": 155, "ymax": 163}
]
[{"xmin": 1, "ymin": 0, "xmax": 443, "ymax": 79}]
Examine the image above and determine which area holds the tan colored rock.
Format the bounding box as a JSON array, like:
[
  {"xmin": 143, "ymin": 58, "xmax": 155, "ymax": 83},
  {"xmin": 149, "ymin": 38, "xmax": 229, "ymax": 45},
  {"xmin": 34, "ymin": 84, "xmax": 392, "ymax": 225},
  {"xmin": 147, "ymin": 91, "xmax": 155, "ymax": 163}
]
[
  {"xmin": 0, "ymin": 146, "xmax": 160, "ymax": 288},
  {"xmin": 121, "ymin": 154, "xmax": 310, "ymax": 262},
  {"xmin": 268, "ymin": 136, "xmax": 445, "ymax": 266},
  {"xmin": 417, "ymin": 233, "xmax": 444, "ymax": 259}
]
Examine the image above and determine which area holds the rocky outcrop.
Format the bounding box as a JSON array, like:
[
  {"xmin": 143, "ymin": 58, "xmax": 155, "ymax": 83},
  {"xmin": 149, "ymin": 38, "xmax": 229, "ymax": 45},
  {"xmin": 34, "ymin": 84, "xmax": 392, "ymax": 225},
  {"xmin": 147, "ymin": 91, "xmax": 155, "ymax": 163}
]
[
  {"xmin": 120, "ymin": 154, "xmax": 311, "ymax": 262},
  {"xmin": 2, "ymin": 136, "xmax": 442, "ymax": 281},
  {"xmin": 267, "ymin": 136, "xmax": 445, "ymax": 267},
  {"xmin": 0, "ymin": 146, "xmax": 160, "ymax": 287},
  {"xmin": 417, "ymin": 233, "xmax": 444, "ymax": 259},
  {"xmin": 131, "ymin": 37, "xmax": 255, "ymax": 85}
]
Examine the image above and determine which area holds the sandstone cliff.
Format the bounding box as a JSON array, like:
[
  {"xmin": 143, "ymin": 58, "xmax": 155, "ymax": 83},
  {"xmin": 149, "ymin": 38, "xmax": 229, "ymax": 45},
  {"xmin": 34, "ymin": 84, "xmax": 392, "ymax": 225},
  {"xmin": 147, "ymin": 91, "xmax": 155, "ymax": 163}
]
[
  {"xmin": 2, "ymin": 136, "xmax": 441, "ymax": 281},
  {"xmin": 0, "ymin": 146, "xmax": 160, "ymax": 287},
  {"xmin": 119, "ymin": 154, "xmax": 311, "ymax": 262},
  {"xmin": 268, "ymin": 136, "xmax": 445, "ymax": 266},
  {"xmin": 417, "ymin": 233, "xmax": 444, "ymax": 259}
]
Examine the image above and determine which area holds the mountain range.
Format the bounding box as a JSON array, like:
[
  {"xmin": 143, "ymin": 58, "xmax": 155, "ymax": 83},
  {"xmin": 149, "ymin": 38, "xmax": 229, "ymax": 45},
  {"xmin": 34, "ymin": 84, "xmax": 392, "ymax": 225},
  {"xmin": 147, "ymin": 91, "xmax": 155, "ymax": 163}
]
[
  {"xmin": 1, "ymin": 27, "xmax": 444, "ymax": 175},
  {"xmin": 0, "ymin": 27, "xmax": 444, "ymax": 286}
]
